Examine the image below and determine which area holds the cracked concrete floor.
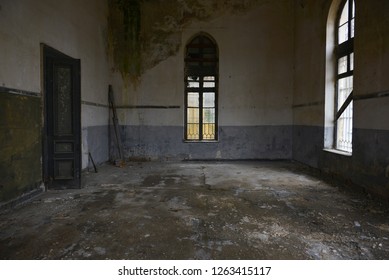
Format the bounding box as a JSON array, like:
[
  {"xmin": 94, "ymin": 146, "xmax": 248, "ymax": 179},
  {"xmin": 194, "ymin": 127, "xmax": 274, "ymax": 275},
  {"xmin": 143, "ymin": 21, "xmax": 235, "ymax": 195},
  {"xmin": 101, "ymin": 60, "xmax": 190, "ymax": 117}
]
[{"xmin": 1, "ymin": 161, "xmax": 389, "ymax": 260}]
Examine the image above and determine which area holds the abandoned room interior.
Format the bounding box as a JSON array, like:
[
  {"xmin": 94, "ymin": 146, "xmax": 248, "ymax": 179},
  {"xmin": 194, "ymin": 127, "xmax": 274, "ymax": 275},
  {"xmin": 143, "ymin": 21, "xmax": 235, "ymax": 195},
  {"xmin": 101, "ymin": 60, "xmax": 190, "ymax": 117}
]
[{"xmin": 1, "ymin": 0, "xmax": 389, "ymax": 260}]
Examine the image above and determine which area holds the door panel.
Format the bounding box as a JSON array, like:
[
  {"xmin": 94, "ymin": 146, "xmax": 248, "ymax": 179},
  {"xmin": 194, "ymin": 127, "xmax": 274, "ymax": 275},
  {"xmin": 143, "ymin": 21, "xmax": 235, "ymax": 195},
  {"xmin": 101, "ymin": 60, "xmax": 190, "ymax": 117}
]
[{"xmin": 44, "ymin": 45, "xmax": 81, "ymax": 189}]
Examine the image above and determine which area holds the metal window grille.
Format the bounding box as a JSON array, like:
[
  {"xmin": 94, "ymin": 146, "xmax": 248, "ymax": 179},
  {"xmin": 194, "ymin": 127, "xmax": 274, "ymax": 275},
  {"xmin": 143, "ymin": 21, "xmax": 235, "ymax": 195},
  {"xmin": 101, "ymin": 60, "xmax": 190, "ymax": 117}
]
[{"xmin": 335, "ymin": 0, "xmax": 355, "ymax": 153}]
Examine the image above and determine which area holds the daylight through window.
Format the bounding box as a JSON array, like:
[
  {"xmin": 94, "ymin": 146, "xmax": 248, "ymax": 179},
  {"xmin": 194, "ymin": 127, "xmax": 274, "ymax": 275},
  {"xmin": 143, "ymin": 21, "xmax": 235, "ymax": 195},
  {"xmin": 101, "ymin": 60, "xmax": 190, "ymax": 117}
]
[
  {"xmin": 184, "ymin": 34, "xmax": 218, "ymax": 141},
  {"xmin": 335, "ymin": 0, "xmax": 355, "ymax": 153}
]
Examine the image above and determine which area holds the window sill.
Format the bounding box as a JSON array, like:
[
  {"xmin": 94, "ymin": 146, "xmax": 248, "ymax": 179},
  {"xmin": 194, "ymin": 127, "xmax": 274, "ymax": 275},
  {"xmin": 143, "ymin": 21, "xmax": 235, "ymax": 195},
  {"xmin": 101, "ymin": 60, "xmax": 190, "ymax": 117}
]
[
  {"xmin": 323, "ymin": 148, "xmax": 352, "ymax": 157},
  {"xmin": 184, "ymin": 140, "xmax": 219, "ymax": 143}
]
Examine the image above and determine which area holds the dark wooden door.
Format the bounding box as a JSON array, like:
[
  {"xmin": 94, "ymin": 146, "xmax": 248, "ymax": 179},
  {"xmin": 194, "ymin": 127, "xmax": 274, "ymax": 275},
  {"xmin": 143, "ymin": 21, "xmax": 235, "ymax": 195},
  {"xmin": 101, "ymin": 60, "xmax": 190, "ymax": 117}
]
[{"xmin": 43, "ymin": 45, "xmax": 81, "ymax": 189}]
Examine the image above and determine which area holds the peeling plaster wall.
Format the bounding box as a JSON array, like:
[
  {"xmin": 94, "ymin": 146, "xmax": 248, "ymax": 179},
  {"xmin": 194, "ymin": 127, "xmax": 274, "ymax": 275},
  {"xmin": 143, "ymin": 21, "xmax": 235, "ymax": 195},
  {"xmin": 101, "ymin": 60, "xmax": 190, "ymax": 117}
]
[
  {"xmin": 293, "ymin": 0, "xmax": 389, "ymax": 199},
  {"xmin": 111, "ymin": 0, "xmax": 295, "ymax": 160},
  {"xmin": 2, "ymin": 0, "xmax": 388, "ymax": 204},
  {"xmin": 0, "ymin": 92, "xmax": 42, "ymax": 202},
  {"xmin": 0, "ymin": 0, "xmax": 109, "ymax": 203},
  {"xmin": 108, "ymin": 0, "xmax": 268, "ymax": 80}
]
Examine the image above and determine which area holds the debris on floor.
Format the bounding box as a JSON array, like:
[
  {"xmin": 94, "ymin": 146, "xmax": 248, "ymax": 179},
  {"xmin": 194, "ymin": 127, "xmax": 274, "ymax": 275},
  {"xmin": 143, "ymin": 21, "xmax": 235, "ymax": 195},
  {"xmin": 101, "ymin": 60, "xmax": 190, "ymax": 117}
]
[{"xmin": 0, "ymin": 161, "xmax": 388, "ymax": 260}]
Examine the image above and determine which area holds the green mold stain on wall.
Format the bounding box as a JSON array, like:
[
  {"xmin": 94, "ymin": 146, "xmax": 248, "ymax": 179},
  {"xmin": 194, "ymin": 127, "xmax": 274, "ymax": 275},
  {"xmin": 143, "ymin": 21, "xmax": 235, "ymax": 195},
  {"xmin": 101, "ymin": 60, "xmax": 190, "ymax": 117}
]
[
  {"xmin": 107, "ymin": 0, "xmax": 263, "ymax": 85},
  {"xmin": 108, "ymin": 0, "xmax": 142, "ymax": 85},
  {"xmin": 0, "ymin": 93, "xmax": 42, "ymax": 202}
]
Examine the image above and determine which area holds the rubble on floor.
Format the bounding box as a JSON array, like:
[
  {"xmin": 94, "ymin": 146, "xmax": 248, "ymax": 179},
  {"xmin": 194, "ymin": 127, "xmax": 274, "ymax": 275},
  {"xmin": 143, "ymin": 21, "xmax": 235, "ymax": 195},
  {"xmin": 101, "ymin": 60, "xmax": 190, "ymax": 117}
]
[{"xmin": 1, "ymin": 161, "xmax": 388, "ymax": 259}]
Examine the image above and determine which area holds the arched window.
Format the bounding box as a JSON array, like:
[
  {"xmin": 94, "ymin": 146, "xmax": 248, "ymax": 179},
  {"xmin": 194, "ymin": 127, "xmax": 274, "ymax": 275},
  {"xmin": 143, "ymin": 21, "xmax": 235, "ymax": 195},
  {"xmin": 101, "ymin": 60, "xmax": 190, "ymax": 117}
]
[
  {"xmin": 325, "ymin": 0, "xmax": 355, "ymax": 154},
  {"xmin": 184, "ymin": 34, "xmax": 218, "ymax": 141},
  {"xmin": 335, "ymin": 0, "xmax": 355, "ymax": 153}
]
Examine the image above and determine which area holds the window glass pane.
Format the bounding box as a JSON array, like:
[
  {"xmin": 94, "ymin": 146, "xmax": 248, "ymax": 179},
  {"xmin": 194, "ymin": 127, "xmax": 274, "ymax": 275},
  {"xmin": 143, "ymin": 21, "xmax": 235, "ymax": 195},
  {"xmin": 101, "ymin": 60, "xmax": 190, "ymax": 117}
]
[
  {"xmin": 351, "ymin": 18, "xmax": 355, "ymax": 38},
  {"xmin": 352, "ymin": 0, "xmax": 355, "ymax": 18},
  {"xmin": 188, "ymin": 76, "xmax": 199, "ymax": 81},
  {"xmin": 202, "ymin": 124, "xmax": 215, "ymax": 140},
  {"xmin": 203, "ymin": 81, "xmax": 215, "ymax": 88},
  {"xmin": 334, "ymin": 0, "xmax": 354, "ymax": 154},
  {"xmin": 187, "ymin": 108, "xmax": 199, "ymax": 123},
  {"xmin": 203, "ymin": 92, "xmax": 215, "ymax": 107},
  {"xmin": 188, "ymin": 47, "xmax": 200, "ymax": 54},
  {"xmin": 203, "ymin": 53, "xmax": 217, "ymax": 60},
  {"xmin": 201, "ymin": 36, "xmax": 213, "ymax": 46},
  {"xmin": 203, "ymin": 48, "xmax": 216, "ymax": 54},
  {"xmin": 336, "ymin": 100, "xmax": 353, "ymax": 152},
  {"xmin": 55, "ymin": 66, "xmax": 73, "ymax": 135},
  {"xmin": 338, "ymin": 56, "xmax": 347, "ymax": 74},
  {"xmin": 188, "ymin": 92, "xmax": 199, "ymax": 107},
  {"xmin": 188, "ymin": 81, "xmax": 200, "ymax": 88},
  {"xmin": 336, "ymin": 75, "xmax": 353, "ymax": 153},
  {"xmin": 185, "ymin": 35, "xmax": 218, "ymax": 141},
  {"xmin": 203, "ymin": 62, "xmax": 216, "ymax": 67},
  {"xmin": 187, "ymin": 61, "xmax": 200, "ymax": 67},
  {"xmin": 338, "ymin": 76, "xmax": 353, "ymax": 110},
  {"xmin": 339, "ymin": 1, "xmax": 349, "ymax": 26},
  {"xmin": 338, "ymin": 24, "xmax": 348, "ymax": 44},
  {"xmin": 187, "ymin": 124, "xmax": 199, "ymax": 140},
  {"xmin": 203, "ymin": 108, "xmax": 215, "ymax": 123}
]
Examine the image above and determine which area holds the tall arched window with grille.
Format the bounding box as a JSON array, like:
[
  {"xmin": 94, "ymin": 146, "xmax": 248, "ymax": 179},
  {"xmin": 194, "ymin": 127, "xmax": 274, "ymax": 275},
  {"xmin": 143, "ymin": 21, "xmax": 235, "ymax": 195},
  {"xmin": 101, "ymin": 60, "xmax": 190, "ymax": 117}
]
[
  {"xmin": 335, "ymin": 0, "xmax": 355, "ymax": 153},
  {"xmin": 184, "ymin": 34, "xmax": 218, "ymax": 141}
]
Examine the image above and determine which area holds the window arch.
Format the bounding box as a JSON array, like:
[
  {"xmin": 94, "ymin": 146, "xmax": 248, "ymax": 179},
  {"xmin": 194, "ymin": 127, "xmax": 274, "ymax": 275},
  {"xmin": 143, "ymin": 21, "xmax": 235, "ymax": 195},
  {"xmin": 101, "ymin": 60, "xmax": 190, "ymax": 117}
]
[
  {"xmin": 184, "ymin": 34, "xmax": 218, "ymax": 141},
  {"xmin": 325, "ymin": 0, "xmax": 355, "ymax": 153}
]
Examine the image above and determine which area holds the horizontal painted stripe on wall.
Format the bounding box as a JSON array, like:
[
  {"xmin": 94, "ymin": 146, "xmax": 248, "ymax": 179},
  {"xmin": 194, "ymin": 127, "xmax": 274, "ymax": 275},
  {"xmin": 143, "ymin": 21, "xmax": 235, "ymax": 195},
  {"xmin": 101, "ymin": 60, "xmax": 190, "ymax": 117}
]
[
  {"xmin": 292, "ymin": 90, "xmax": 389, "ymax": 109},
  {"xmin": 81, "ymin": 100, "xmax": 109, "ymax": 108},
  {"xmin": 292, "ymin": 100, "xmax": 324, "ymax": 108},
  {"xmin": 81, "ymin": 102, "xmax": 181, "ymax": 109},
  {"xmin": 116, "ymin": 105, "xmax": 181, "ymax": 109},
  {"xmin": 354, "ymin": 90, "xmax": 389, "ymax": 101},
  {"xmin": 0, "ymin": 86, "xmax": 40, "ymax": 98}
]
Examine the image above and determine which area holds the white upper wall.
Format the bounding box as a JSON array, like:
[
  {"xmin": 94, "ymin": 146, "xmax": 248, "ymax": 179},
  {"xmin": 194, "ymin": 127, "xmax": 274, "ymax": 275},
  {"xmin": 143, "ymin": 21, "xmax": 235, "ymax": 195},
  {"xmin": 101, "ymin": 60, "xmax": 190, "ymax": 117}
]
[
  {"xmin": 353, "ymin": 0, "xmax": 389, "ymax": 130},
  {"xmin": 113, "ymin": 0, "xmax": 295, "ymax": 127},
  {"xmin": 185, "ymin": 1, "xmax": 295, "ymax": 127},
  {"xmin": 293, "ymin": 0, "xmax": 389, "ymax": 130},
  {"xmin": 0, "ymin": 0, "xmax": 109, "ymax": 114},
  {"xmin": 3, "ymin": 0, "xmax": 387, "ymax": 131}
]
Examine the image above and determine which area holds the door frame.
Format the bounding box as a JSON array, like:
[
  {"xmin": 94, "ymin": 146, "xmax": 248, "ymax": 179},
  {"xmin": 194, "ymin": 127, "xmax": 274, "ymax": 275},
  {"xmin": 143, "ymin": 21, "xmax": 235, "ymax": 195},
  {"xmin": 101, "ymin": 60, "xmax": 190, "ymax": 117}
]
[{"xmin": 42, "ymin": 44, "xmax": 81, "ymax": 189}]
